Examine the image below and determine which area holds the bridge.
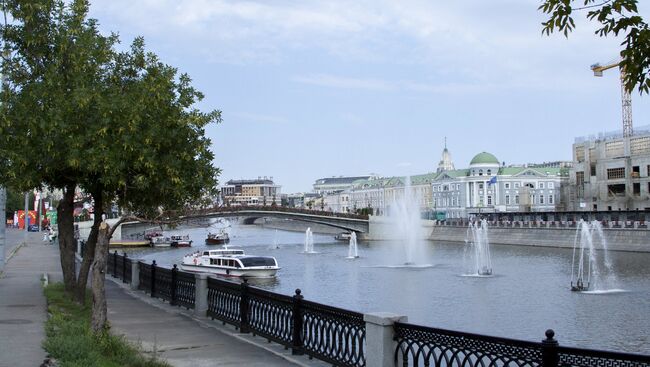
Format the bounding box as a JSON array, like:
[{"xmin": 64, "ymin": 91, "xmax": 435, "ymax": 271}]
[{"xmin": 182, "ymin": 206, "xmax": 370, "ymax": 233}]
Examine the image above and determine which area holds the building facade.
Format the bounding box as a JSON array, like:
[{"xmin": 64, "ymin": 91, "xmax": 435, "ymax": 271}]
[
  {"xmin": 431, "ymin": 152, "xmax": 567, "ymax": 219},
  {"xmin": 313, "ymin": 175, "xmax": 376, "ymax": 195},
  {"xmin": 220, "ymin": 178, "xmax": 281, "ymax": 206},
  {"xmin": 569, "ymin": 127, "xmax": 650, "ymax": 211}
]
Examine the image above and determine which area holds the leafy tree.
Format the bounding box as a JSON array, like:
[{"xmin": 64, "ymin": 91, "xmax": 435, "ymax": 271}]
[
  {"xmin": 539, "ymin": 0, "xmax": 650, "ymax": 93},
  {"xmin": 0, "ymin": 0, "xmax": 220, "ymax": 332}
]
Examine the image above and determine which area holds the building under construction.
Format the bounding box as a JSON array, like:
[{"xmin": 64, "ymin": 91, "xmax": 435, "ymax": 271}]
[{"xmin": 569, "ymin": 126, "xmax": 650, "ymax": 211}]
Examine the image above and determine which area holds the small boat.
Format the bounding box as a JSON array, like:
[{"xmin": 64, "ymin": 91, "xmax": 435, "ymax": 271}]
[
  {"xmin": 171, "ymin": 235, "xmax": 193, "ymax": 247},
  {"xmin": 149, "ymin": 234, "xmax": 172, "ymax": 248},
  {"xmin": 206, "ymin": 230, "xmax": 230, "ymax": 245},
  {"xmin": 181, "ymin": 247, "xmax": 280, "ymax": 278},
  {"xmin": 109, "ymin": 239, "xmax": 150, "ymax": 248},
  {"xmin": 334, "ymin": 232, "xmax": 352, "ymax": 241},
  {"xmin": 571, "ymin": 278, "xmax": 589, "ymax": 292}
]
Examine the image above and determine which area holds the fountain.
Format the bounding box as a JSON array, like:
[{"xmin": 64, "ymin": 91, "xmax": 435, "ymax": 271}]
[
  {"xmin": 571, "ymin": 220, "xmax": 618, "ymax": 292},
  {"xmin": 465, "ymin": 219, "xmax": 493, "ymax": 276},
  {"xmin": 390, "ymin": 176, "xmax": 426, "ymax": 265},
  {"xmin": 347, "ymin": 232, "xmax": 359, "ymax": 259},
  {"xmin": 304, "ymin": 227, "xmax": 315, "ymax": 253},
  {"xmin": 269, "ymin": 229, "xmax": 280, "ymax": 249}
]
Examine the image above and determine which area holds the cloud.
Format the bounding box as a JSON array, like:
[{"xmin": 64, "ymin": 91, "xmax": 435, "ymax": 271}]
[{"xmin": 292, "ymin": 74, "xmax": 393, "ymax": 92}]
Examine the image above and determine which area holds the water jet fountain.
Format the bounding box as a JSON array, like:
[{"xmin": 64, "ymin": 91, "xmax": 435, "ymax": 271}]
[
  {"xmin": 571, "ymin": 220, "xmax": 618, "ymax": 292},
  {"xmin": 347, "ymin": 232, "xmax": 359, "ymax": 259},
  {"xmin": 304, "ymin": 227, "xmax": 315, "ymax": 253},
  {"xmin": 465, "ymin": 219, "xmax": 493, "ymax": 276},
  {"xmin": 390, "ymin": 176, "xmax": 427, "ymax": 266}
]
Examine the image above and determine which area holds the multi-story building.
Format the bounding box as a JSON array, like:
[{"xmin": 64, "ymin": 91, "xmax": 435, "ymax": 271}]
[
  {"xmin": 431, "ymin": 152, "xmax": 567, "ymax": 219},
  {"xmin": 220, "ymin": 178, "xmax": 281, "ymax": 206},
  {"xmin": 313, "ymin": 175, "xmax": 376, "ymax": 195},
  {"xmin": 569, "ymin": 126, "xmax": 650, "ymax": 211}
]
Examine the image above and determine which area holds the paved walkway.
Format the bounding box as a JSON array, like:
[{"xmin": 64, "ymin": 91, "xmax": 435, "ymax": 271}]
[
  {"xmin": 0, "ymin": 228, "xmax": 59, "ymax": 367},
  {"xmin": 0, "ymin": 227, "xmax": 326, "ymax": 367}
]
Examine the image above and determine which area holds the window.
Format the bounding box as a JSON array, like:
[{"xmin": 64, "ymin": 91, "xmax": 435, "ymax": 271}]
[
  {"xmin": 506, "ymin": 195, "xmax": 511, "ymax": 205},
  {"xmin": 505, "ymin": 183, "xmax": 510, "ymax": 189},
  {"xmin": 539, "ymin": 182, "xmax": 545, "ymax": 189},
  {"xmin": 515, "ymin": 195, "xmax": 520, "ymax": 204},
  {"xmin": 548, "ymin": 182, "xmax": 554, "ymax": 189},
  {"xmin": 487, "ymin": 169, "xmax": 492, "ymax": 176},
  {"xmin": 590, "ymin": 164, "xmax": 596, "ymax": 176},
  {"xmin": 478, "ymin": 183, "xmax": 484, "ymax": 189},
  {"xmin": 479, "ymin": 169, "xmax": 483, "ymax": 176},
  {"xmin": 633, "ymin": 166, "xmax": 640, "ymax": 178},
  {"xmin": 443, "ymin": 185, "xmax": 449, "ymax": 191},
  {"xmin": 634, "ymin": 183, "xmax": 640, "ymax": 196},
  {"xmin": 549, "ymin": 195, "xmax": 554, "ymax": 204},
  {"xmin": 607, "ymin": 184, "xmax": 626, "ymax": 197},
  {"xmin": 539, "ymin": 195, "xmax": 544, "ymax": 204},
  {"xmin": 487, "ymin": 196, "xmax": 492, "ymax": 205},
  {"xmin": 576, "ymin": 171, "xmax": 584, "ymax": 186},
  {"xmin": 607, "ymin": 167, "xmax": 625, "ymax": 179},
  {"xmin": 514, "ymin": 183, "xmax": 520, "ymax": 189}
]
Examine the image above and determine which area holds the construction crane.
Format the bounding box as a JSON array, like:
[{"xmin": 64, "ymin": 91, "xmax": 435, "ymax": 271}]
[{"xmin": 591, "ymin": 60, "xmax": 633, "ymax": 137}]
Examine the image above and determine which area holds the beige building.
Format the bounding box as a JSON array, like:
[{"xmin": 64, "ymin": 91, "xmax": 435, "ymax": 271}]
[{"xmin": 220, "ymin": 178, "xmax": 281, "ymax": 206}]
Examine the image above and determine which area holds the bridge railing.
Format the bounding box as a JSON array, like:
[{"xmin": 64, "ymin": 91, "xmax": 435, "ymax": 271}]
[
  {"xmin": 99, "ymin": 254, "xmax": 649, "ymax": 367},
  {"xmin": 179, "ymin": 204, "xmax": 370, "ymax": 220}
]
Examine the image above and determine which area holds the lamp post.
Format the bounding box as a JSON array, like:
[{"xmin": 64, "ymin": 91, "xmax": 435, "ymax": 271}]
[{"xmin": 0, "ymin": 187, "xmax": 5, "ymax": 271}]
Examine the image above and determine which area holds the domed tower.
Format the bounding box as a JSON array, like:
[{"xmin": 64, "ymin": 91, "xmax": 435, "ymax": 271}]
[
  {"xmin": 469, "ymin": 152, "xmax": 500, "ymax": 176},
  {"xmin": 437, "ymin": 138, "xmax": 455, "ymax": 173}
]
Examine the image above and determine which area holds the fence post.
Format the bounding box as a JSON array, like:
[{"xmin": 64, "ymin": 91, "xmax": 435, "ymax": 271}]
[
  {"xmin": 291, "ymin": 288, "xmax": 304, "ymax": 355},
  {"xmin": 122, "ymin": 252, "xmax": 127, "ymax": 283},
  {"xmin": 113, "ymin": 250, "xmax": 118, "ymax": 277},
  {"xmin": 130, "ymin": 260, "xmax": 140, "ymax": 290},
  {"xmin": 170, "ymin": 264, "xmax": 178, "ymax": 306},
  {"xmin": 364, "ymin": 312, "xmax": 408, "ymax": 367},
  {"xmin": 541, "ymin": 329, "xmax": 559, "ymax": 367},
  {"xmin": 240, "ymin": 279, "xmax": 250, "ymax": 333},
  {"xmin": 151, "ymin": 260, "xmax": 157, "ymax": 297},
  {"xmin": 194, "ymin": 273, "xmax": 209, "ymax": 317}
]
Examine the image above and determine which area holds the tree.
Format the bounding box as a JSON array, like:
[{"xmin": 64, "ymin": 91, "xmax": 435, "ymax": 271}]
[
  {"xmin": 0, "ymin": 0, "xmax": 220, "ymax": 332},
  {"xmin": 539, "ymin": 0, "xmax": 650, "ymax": 94}
]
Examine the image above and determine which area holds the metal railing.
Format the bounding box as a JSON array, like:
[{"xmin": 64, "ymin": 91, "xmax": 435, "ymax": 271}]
[
  {"xmin": 394, "ymin": 324, "xmax": 650, "ymax": 367},
  {"xmin": 100, "ymin": 253, "xmax": 648, "ymax": 367}
]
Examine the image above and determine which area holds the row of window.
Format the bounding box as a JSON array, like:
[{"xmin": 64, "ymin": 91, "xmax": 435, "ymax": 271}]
[
  {"xmin": 435, "ymin": 194, "xmax": 555, "ymax": 207},
  {"xmin": 434, "ymin": 181, "xmax": 555, "ymax": 192}
]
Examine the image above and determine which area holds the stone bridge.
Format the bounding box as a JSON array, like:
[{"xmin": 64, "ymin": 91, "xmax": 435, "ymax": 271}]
[{"xmin": 184, "ymin": 208, "xmax": 369, "ymax": 234}]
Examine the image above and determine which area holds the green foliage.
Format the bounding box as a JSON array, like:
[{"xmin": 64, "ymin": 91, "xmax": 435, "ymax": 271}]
[
  {"xmin": 0, "ymin": 0, "xmax": 221, "ymax": 215},
  {"xmin": 539, "ymin": 0, "xmax": 650, "ymax": 94},
  {"xmin": 44, "ymin": 283, "xmax": 170, "ymax": 367}
]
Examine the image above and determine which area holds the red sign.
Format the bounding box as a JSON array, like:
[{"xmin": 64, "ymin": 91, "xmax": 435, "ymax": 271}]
[{"xmin": 17, "ymin": 210, "xmax": 37, "ymax": 229}]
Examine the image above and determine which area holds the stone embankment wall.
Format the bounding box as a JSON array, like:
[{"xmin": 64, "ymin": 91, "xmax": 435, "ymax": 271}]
[{"xmin": 366, "ymin": 217, "xmax": 650, "ymax": 252}]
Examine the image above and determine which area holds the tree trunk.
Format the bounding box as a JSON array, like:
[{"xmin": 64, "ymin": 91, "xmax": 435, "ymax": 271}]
[
  {"xmin": 57, "ymin": 183, "xmax": 77, "ymax": 293},
  {"xmin": 91, "ymin": 220, "xmax": 110, "ymax": 333},
  {"xmin": 75, "ymin": 192, "xmax": 103, "ymax": 304}
]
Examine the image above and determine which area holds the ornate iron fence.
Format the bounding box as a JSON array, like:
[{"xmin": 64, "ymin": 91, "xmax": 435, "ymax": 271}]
[
  {"xmin": 174, "ymin": 266, "xmax": 196, "ymax": 309},
  {"xmin": 138, "ymin": 261, "xmax": 153, "ymax": 293},
  {"xmin": 247, "ymin": 286, "xmax": 294, "ymax": 346},
  {"xmin": 152, "ymin": 266, "xmax": 173, "ymax": 302},
  {"xmin": 301, "ymin": 299, "xmax": 366, "ymax": 367},
  {"xmin": 124, "ymin": 258, "xmax": 132, "ymax": 283},
  {"xmin": 207, "ymin": 277, "xmax": 242, "ymax": 328},
  {"xmin": 394, "ymin": 322, "xmax": 543, "ymax": 367},
  {"xmin": 557, "ymin": 345, "xmax": 650, "ymax": 367}
]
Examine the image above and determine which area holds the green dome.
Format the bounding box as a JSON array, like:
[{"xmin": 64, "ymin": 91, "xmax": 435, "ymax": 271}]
[{"xmin": 470, "ymin": 152, "xmax": 499, "ymax": 165}]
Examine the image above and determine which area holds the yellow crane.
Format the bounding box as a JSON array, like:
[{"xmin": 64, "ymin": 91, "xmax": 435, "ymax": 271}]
[{"xmin": 591, "ymin": 60, "xmax": 633, "ymax": 137}]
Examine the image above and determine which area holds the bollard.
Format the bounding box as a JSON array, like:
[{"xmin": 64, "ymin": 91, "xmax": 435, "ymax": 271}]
[
  {"xmin": 130, "ymin": 260, "xmax": 140, "ymax": 290},
  {"xmin": 113, "ymin": 250, "xmax": 118, "ymax": 277},
  {"xmin": 170, "ymin": 264, "xmax": 178, "ymax": 306},
  {"xmin": 122, "ymin": 252, "xmax": 127, "ymax": 283},
  {"xmin": 239, "ymin": 279, "xmax": 250, "ymax": 333},
  {"xmin": 291, "ymin": 289, "xmax": 304, "ymax": 355},
  {"xmin": 151, "ymin": 260, "xmax": 157, "ymax": 297},
  {"xmin": 194, "ymin": 273, "xmax": 209, "ymax": 317},
  {"xmin": 541, "ymin": 329, "xmax": 559, "ymax": 367},
  {"xmin": 364, "ymin": 312, "xmax": 408, "ymax": 367}
]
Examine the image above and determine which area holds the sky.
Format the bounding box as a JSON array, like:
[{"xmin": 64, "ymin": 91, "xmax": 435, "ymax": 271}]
[{"xmin": 88, "ymin": 1, "xmax": 649, "ymax": 193}]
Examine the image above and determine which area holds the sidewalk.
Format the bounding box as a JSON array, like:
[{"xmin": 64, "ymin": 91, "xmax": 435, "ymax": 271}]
[{"xmin": 0, "ymin": 228, "xmax": 59, "ymax": 367}]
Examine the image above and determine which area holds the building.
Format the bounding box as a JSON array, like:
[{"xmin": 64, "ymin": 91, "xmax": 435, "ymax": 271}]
[
  {"xmin": 431, "ymin": 152, "xmax": 567, "ymax": 219},
  {"xmin": 313, "ymin": 175, "xmax": 376, "ymax": 195},
  {"xmin": 220, "ymin": 178, "xmax": 281, "ymax": 206},
  {"xmin": 569, "ymin": 126, "xmax": 650, "ymax": 211}
]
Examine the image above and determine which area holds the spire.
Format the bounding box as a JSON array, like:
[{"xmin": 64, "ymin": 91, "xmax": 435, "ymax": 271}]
[{"xmin": 437, "ymin": 138, "xmax": 455, "ymax": 173}]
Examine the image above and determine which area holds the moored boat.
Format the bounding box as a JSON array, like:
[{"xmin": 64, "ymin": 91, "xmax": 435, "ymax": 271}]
[
  {"xmin": 334, "ymin": 232, "xmax": 352, "ymax": 241},
  {"xmin": 180, "ymin": 247, "xmax": 280, "ymax": 278},
  {"xmin": 171, "ymin": 235, "xmax": 192, "ymax": 247},
  {"xmin": 149, "ymin": 234, "xmax": 173, "ymax": 247},
  {"xmin": 206, "ymin": 230, "xmax": 229, "ymax": 245}
]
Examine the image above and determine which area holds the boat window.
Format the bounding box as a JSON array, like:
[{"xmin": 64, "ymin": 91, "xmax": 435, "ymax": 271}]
[
  {"xmin": 203, "ymin": 251, "xmax": 209, "ymax": 256},
  {"xmin": 234, "ymin": 261, "xmax": 241, "ymax": 268},
  {"xmin": 239, "ymin": 257, "xmax": 276, "ymax": 267}
]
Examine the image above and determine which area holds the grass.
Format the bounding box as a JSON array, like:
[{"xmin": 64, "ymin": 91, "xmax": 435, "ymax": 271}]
[{"xmin": 43, "ymin": 283, "xmax": 170, "ymax": 367}]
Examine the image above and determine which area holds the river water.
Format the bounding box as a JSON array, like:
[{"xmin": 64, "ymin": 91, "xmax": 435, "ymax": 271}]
[{"xmin": 123, "ymin": 221, "xmax": 650, "ymax": 354}]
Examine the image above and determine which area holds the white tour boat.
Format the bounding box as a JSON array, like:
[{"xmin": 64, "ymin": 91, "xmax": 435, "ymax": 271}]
[{"xmin": 180, "ymin": 247, "xmax": 280, "ymax": 278}]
